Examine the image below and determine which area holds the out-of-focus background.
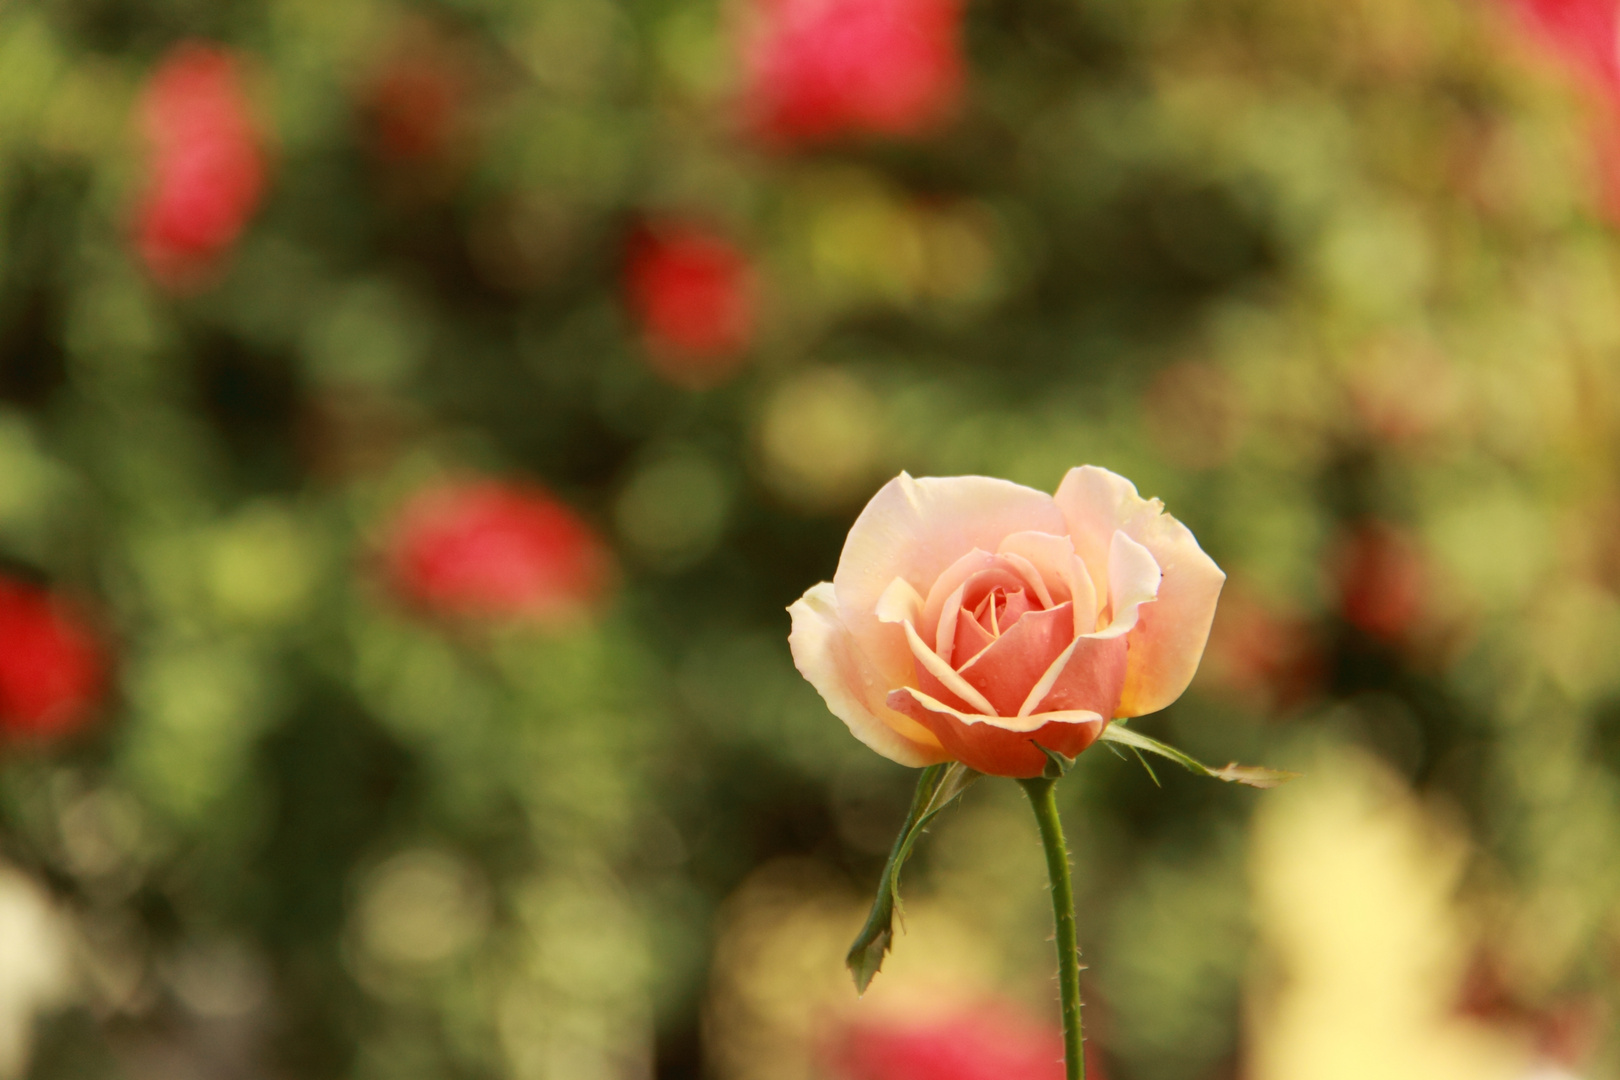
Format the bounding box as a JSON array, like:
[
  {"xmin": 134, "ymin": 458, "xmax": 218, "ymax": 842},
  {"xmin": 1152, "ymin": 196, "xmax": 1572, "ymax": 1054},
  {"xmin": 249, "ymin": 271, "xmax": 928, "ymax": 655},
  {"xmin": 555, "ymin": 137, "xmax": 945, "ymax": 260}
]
[{"xmin": 0, "ymin": 0, "xmax": 1616, "ymax": 1076}]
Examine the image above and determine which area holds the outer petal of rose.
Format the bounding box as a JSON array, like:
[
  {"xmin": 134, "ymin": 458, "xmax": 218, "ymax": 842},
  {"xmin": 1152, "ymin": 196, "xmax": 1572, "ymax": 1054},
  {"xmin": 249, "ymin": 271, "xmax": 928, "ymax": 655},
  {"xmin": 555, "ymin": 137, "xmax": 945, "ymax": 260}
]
[
  {"xmin": 1021, "ymin": 632, "xmax": 1129, "ymax": 716},
  {"xmin": 956, "ymin": 602, "xmax": 1074, "ymax": 716},
  {"xmin": 1054, "ymin": 466, "xmax": 1225, "ymax": 717},
  {"xmin": 835, "ymin": 474, "xmax": 1066, "ymax": 688},
  {"xmin": 888, "ymin": 686, "xmax": 1105, "ymax": 778},
  {"xmin": 789, "ymin": 582, "xmax": 947, "ymax": 767},
  {"xmin": 1053, "ymin": 466, "xmax": 1165, "ymax": 601},
  {"xmin": 1115, "ymin": 512, "xmax": 1225, "ymax": 716}
]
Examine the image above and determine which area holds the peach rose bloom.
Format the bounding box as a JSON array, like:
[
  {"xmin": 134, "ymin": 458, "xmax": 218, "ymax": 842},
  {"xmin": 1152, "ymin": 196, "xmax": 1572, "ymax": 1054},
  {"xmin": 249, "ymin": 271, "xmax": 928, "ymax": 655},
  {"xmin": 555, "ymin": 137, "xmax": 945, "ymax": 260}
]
[{"xmin": 788, "ymin": 467, "xmax": 1224, "ymax": 778}]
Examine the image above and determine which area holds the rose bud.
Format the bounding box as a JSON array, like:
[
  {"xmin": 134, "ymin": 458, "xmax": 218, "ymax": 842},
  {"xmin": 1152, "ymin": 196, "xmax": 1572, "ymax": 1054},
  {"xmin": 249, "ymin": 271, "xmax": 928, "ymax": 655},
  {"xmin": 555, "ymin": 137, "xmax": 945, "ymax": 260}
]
[
  {"xmin": 0, "ymin": 578, "xmax": 105, "ymax": 740},
  {"xmin": 739, "ymin": 0, "xmax": 964, "ymax": 144},
  {"xmin": 383, "ymin": 479, "xmax": 612, "ymax": 622},
  {"xmin": 625, "ymin": 222, "xmax": 757, "ymax": 387},
  {"xmin": 135, "ymin": 42, "xmax": 267, "ymax": 288},
  {"xmin": 789, "ymin": 467, "xmax": 1224, "ymax": 778}
]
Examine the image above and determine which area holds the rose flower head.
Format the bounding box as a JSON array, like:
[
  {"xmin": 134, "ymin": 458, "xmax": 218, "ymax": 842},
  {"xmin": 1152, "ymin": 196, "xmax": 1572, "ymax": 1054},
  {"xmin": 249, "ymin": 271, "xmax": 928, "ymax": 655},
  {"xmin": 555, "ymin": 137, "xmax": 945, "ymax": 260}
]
[
  {"xmin": 0, "ymin": 578, "xmax": 105, "ymax": 741},
  {"xmin": 384, "ymin": 479, "xmax": 611, "ymax": 622},
  {"xmin": 625, "ymin": 221, "xmax": 758, "ymax": 386},
  {"xmin": 740, "ymin": 0, "xmax": 964, "ymax": 144},
  {"xmin": 789, "ymin": 467, "xmax": 1224, "ymax": 778},
  {"xmin": 135, "ymin": 42, "xmax": 267, "ymax": 287}
]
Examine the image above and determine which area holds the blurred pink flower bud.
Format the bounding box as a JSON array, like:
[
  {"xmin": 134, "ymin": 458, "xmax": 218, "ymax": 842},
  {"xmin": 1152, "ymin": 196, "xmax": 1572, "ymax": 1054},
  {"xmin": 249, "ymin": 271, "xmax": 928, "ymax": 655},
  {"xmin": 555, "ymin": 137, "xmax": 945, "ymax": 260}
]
[
  {"xmin": 135, "ymin": 42, "xmax": 267, "ymax": 288},
  {"xmin": 789, "ymin": 467, "xmax": 1224, "ymax": 777},
  {"xmin": 625, "ymin": 222, "xmax": 757, "ymax": 386},
  {"xmin": 0, "ymin": 578, "xmax": 105, "ymax": 740},
  {"xmin": 740, "ymin": 0, "xmax": 964, "ymax": 143},
  {"xmin": 826, "ymin": 1003, "xmax": 1081, "ymax": 1080},
  {"xmin": 383, "ymin": 480, "xmax": 612, "ymax": 621},
  {"xmin": 363, "ymin": 23, "xmax": 468, "ymax": 165},
  {"xmin": 1333, "ymin": 520, "xmax": 1425, "ymax": 642}
]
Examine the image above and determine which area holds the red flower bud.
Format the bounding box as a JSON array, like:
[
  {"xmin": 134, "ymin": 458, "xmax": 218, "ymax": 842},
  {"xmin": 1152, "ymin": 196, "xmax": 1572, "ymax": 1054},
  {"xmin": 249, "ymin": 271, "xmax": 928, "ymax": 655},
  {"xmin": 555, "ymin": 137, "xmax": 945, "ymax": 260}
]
[
  {"xmin": 1334, "ymin": 521, "xmax": 1425, "ymax": 642},
  {"xmin": 0, "ymin": 578, "xmax": 105, "ymax": 740},
  {"xmin": 827, "ymin": 1004, "xmax": 1078, "ymax": 1080},
  {"xmin": 625, "ymin": 222, "xmax": 757, "ymax": 386},
  {"xmin": 383, "ymin": 480, "xmax": 611, "ymax": 621},
  {"xmin": 135, "ymin": 42, "xmax": 267, "ymax": 288},
  {"xmin": 740, "ymin": 0, "xmax": 964, "ymax": 143}
]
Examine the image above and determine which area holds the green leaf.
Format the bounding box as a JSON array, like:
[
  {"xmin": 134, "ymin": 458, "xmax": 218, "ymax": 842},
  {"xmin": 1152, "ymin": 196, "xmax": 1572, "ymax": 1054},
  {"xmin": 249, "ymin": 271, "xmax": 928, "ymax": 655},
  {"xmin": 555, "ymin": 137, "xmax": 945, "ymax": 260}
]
[
  {"xmin": 845, "ymin": 762, "xmax": 979, "ymax": 993},
  {"xmin": 1099, "ymin": 724, "xmax": 1298, "ymax": 789}
]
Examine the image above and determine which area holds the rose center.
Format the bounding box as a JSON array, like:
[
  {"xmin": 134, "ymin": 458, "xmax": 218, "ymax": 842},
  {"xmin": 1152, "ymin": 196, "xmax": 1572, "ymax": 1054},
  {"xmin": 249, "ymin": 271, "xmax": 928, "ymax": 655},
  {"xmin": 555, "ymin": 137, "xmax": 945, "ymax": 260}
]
[{"xmin": 971, "ymin": 585, "xmax": 1033, "ymax": 639}]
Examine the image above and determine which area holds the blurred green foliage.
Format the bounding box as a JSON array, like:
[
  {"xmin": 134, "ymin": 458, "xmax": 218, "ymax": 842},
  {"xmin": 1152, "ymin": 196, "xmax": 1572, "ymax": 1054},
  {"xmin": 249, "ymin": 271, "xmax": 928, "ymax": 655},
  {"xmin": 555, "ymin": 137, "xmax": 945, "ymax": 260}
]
[{"xmin": 0, "ymin": 0, "xmax": 1618, "ymax": 1076}]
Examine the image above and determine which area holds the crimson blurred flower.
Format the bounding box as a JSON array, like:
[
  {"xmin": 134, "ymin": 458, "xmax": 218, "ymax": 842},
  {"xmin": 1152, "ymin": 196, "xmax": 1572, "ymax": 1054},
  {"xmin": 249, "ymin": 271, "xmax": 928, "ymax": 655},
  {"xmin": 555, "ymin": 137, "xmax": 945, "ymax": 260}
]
[
  {"xmin": 625, "ymin": 222, "xmax": 757, "ymax": 386},
  {"xmin": 384, "ymin": 480, "xmax": 612, "ymax": 621},
  {"xmin": 1500, "ymin": 0, "xmax": 1620, "ymax": 217},
  {"xmin": 1506, "ymin": 0, "xmax": 1620, "ymax": 95},
  {"xmin": 1199, "ymin": 583, "xmax": 1321, "ymax": 711},
  {"xmin": 0, "ymin": 578, "xmax": 105, "ymax": 740},
  {"xmin": 826, "ymin": 1004, "xmax": 1082, "ymax": 1080},
  {"xmin": 1333, "ymin": 520, "xmax": 1426, "ymax": 642},
  {"xmin": 363, "ymin": 22, "xmax": 467, "ymax": 164},
  {"xmin": 135, "ymin": 42, "xmax": 267, "ymax": 287},
  {"xmin": 740, "ymin": 0, "xmax": 964, "ymax": 143}
]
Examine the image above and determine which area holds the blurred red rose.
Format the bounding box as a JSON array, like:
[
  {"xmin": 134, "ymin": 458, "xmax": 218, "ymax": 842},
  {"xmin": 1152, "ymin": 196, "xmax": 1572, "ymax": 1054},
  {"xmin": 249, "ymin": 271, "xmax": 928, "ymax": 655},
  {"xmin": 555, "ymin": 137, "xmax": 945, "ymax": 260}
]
[
  {"xmin": 1333, "ymin": 520, "xmax": 1426, "ymax": 642},
  {"xmin": 136, "ymin": 42, "xmax": 267, "ymax": 287},
  {"xmin": 1500, "ymin": 0, "xmax": 1620, "ymax": 217},
  {"xmin": 1199, "ymin": 583, "xmax": 1321, "ymax": 711},
  {"xmin": 364, "ymin": 20, "xmax": 468, "ymax": 164},
  {"xmin": 0, "ymin": 578, "xmax": 105, "ymax": 740},
  {"xmin": 1506, "ymin": 0, "xmax": 1620, "ymax": 96},
  {"xmin": 625, "ymin": 222, "xmax": 757, "ymax": 386},
  {"xmin": 826, "ymin": 1003, "xmax": 1085, "ymax": 1080},
  {"xmin": 368, "ymin": 62, "xmax": 462, "ymax": 163},
  {"xmin": 384, "ymin": 480, "xmax": 611, "ymax": 621},
  {"xmin": 741, "ymin": 0, "xmax": 964, "ymax": 143}
]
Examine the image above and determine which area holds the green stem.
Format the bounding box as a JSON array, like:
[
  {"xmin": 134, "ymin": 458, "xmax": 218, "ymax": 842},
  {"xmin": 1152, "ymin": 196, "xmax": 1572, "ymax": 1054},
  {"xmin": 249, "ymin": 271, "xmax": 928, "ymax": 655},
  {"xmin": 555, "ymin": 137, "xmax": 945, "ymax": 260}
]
[{"xmin": 1019, "ymin": 776, "xmax": 1084, "ymax": 1080}]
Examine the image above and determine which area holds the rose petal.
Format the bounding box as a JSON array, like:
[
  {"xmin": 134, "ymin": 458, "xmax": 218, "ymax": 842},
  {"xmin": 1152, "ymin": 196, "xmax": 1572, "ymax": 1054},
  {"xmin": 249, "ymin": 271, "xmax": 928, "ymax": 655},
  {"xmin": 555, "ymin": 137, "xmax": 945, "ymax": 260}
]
[
  {"xmin": 1098, "ymin": 530, "xmax": 1161, "ymax": 637},
  {"xmin": 790, "ymin": 582, "xmax": 947, "ymax": 767},
  {"xmin": 950, "ymin": 592, "xmax": 994, "ymax": 667},
  {"xmin": 935, "ymin": 581, "xmax": 968, "ymax": 665},
  {"xmin": 998, "ymin": 530, "xmax": 1098, "ymax": 638},
  {"xmin": 956, "ymin": 602, "xmax": 1074, "ymax": 715},
  {"xmin": 888, "ymin": 686, "xmax": 1105, "ymax": 777},
  {"xmin": 875, "ymin": 575, "xmax": 925, "ymax": 625},
  {"xmin": 896, "ymin": 617, "xmax": 999, "ymax": 716},
  {"xmin": 921, "ymin": 549, "xmax": 999, "ymax": 644},
  {"xmin": 995, "ymin": 587, "xmax": 1033, "ymax": 631},
  {"xmin": 835, "ymin": 474, "xmax": 1065, "ymax": 687},
  {"xmin": 1055, "ymin": 466, "xmax": 1225, "ymax": 717},
  {"xmin": 996, "ymin": 550, "xmax": 1056, "ymax": 609},
  {"xmin": 920, "ymin": 551, "xmax": 1047, "ymax": 645},
  {"xmin": 1020, "ymin": 632, "xmax": 1129, "ymax": 717}
]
